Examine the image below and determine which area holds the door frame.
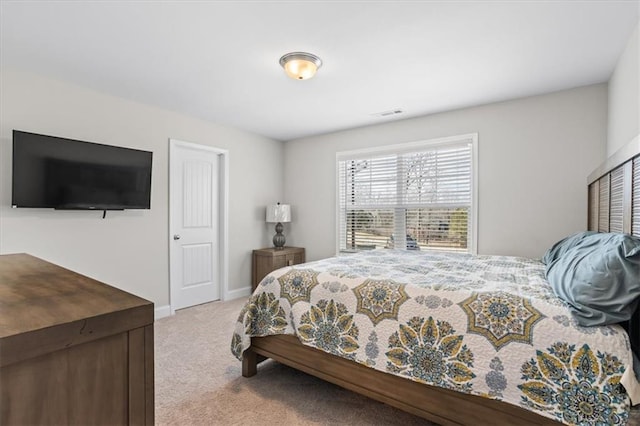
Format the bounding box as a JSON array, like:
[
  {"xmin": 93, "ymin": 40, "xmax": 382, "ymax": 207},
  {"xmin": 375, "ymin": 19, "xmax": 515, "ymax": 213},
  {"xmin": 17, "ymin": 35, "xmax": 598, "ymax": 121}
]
[{"xmin": 169, "ymin": 138, "xmax": 229, "ymax": 315}]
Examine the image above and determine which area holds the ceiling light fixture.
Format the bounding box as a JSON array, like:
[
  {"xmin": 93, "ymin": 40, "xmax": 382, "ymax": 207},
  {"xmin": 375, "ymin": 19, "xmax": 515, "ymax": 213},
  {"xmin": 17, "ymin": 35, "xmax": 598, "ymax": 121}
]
[{"xmin": 279, "ymin": 52, "xmax": 322, "ymax": 80}]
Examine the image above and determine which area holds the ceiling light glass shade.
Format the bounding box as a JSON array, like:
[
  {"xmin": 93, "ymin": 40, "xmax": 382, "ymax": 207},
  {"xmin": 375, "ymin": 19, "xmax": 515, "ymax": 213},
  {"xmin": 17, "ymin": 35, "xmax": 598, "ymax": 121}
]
[{"xmin": 279, "ymin": 52, "xmax": 322, "ymax": 80}]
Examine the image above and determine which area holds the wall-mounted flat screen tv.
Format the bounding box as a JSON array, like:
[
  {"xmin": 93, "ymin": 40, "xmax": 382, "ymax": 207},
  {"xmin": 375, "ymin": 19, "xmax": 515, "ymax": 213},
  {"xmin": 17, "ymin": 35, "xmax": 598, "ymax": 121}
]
[{"xmin": 12, "ymin": 130, "xmax": 153, "ymax": 210}]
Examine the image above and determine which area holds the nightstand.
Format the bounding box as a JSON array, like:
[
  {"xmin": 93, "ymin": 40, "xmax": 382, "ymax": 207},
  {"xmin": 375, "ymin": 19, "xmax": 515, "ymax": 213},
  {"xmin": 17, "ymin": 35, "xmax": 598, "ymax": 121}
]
[{"xmin": 252, "ymin": 247, "xmax": 305, "ymax": 291}]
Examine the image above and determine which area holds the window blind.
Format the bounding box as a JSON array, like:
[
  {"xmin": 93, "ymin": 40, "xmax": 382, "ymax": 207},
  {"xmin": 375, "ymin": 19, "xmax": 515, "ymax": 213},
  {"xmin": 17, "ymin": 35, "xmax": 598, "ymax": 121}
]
[{"xmin": 337, "ymin": 136, "xmax": 475, "ymax": 253}]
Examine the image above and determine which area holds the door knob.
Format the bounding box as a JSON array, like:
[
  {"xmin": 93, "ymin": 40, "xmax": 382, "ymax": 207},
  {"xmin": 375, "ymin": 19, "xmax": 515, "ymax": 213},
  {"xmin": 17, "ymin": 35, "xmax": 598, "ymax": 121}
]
[{"xmin": 173, "ymin": 234, "xmax": 181, "ymax": 240}]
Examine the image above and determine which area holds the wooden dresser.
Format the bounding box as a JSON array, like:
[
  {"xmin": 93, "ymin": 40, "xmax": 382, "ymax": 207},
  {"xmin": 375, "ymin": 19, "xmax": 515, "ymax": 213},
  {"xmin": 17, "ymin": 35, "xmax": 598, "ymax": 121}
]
[
  {"xmin": 0, "ymin": 253, "xmax": 154, "ymax": 425},
  {"xmin": 252, "ymin": 247, "xmax": 305, "ymax": 291}
]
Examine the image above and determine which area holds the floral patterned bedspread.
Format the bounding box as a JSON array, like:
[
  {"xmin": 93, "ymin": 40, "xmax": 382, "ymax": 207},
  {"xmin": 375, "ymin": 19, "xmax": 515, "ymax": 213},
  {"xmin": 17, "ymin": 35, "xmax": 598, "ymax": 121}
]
[{"xmin": 232, "ymin": 250, "xmax": 640, "ymax": 425}]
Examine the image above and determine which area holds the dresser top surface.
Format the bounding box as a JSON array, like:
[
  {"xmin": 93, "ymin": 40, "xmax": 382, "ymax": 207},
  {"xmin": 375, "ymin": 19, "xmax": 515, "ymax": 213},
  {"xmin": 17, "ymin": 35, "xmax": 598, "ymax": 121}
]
[
  {"xmin": 0, "ymin": 253, "xmax": 153, "ymax": 339},
  {"xmin": 253, "ymin": 247, "xmax": 305, "ymax": 256}
]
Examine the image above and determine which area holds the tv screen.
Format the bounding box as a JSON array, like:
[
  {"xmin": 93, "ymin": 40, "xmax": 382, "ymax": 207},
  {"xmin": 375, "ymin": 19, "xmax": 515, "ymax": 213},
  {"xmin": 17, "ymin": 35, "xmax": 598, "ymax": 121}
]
[{"xmin": 12, "ymin": 130, "xmax": 152, "ymax": 210}]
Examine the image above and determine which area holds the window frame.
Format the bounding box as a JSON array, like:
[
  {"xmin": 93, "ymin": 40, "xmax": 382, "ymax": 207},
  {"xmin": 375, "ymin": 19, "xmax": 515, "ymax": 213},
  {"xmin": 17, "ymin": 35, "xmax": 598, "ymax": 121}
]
[{"xmin": 335, "ymin": 133, "xmax": 478, "ymax": 255}]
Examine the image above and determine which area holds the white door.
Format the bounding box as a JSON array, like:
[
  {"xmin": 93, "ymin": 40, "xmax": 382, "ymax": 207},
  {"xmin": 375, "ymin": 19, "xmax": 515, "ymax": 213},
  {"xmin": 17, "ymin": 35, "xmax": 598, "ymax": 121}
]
[{"xmin": 170, "ymin": 140, "xmax": 221, "ymax": 311}]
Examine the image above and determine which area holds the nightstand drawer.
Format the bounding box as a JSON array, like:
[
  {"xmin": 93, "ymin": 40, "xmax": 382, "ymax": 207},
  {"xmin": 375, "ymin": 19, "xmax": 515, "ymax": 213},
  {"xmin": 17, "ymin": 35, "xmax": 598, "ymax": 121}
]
[{"xmin": 251, "ymin": 247, "xmax": 305, "ymax": 291}]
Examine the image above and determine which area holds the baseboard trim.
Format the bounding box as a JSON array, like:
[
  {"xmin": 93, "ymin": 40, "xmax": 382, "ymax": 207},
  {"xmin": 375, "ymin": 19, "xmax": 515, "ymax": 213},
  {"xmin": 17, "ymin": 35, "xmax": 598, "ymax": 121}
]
[
  {"xmin": 224, "ymin": 286, "xmax": 252, "ymax": 301},
  {"xmin": 154, "ymin": 305, "xmax": 171, "ymax": 320},
  {"xmin": 156, "ymin": 288, "xmax": 250, "ymax": 320}
]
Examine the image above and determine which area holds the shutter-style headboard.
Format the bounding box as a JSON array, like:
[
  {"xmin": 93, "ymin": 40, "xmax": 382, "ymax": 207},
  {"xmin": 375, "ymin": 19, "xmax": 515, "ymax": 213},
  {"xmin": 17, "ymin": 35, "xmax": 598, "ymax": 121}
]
[
  {"xmin": 587, "ymin": 135, "xmax": 640, "ymax": 362},
  {"xmin": 634, "ymin": 157, "xmax": 640, "ymax": 235},
  {"xmin": 588, "ymin": 135, "xmax": 640, "ymax": 237}
]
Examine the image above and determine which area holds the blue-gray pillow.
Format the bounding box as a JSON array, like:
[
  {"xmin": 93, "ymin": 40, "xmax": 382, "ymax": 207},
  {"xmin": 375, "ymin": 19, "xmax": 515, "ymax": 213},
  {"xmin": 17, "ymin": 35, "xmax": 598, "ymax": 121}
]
[
  {"xmin": 545, "ymin": 232, "xmax": 640, "ymax": 326},
  {"xmin": 542, "ymin": 231, "xmax": 598, "ymax": 265}
]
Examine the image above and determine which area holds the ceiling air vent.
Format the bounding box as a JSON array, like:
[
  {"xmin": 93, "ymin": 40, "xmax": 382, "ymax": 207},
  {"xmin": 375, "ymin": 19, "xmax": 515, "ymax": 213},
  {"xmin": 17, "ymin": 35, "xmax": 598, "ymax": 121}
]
[{"xmin": 372, "ymin": 109, "xmax": 404, "ymax": 117}]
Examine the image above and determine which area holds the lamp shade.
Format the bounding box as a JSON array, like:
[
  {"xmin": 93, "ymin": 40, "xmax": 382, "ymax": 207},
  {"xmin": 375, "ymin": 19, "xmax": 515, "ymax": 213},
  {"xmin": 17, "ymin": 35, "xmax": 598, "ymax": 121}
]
[{"xmin": 266, "ymin": 204, "xmax": 291, "ymax": 223}]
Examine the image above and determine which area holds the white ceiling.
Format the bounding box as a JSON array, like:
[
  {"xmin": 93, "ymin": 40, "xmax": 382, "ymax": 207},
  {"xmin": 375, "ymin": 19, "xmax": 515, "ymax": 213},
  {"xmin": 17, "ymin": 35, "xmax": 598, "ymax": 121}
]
[{"xmin": 1, "ymin": 1, "xmax": 638, "ymax": 141}]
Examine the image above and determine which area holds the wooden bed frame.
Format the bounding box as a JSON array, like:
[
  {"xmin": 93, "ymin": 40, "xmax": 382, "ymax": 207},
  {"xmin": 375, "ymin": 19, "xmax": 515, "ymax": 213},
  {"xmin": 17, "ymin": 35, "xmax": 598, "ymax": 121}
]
[{"xmin": 242, "ymin": 136, "xmax": 640, "ymax": 426}]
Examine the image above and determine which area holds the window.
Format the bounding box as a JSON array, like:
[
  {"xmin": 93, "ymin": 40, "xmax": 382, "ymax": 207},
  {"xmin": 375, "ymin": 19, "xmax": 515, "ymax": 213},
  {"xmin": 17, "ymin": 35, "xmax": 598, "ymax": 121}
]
[{"xmin": 337, "ymin": 134, "xmax": 477, "ymax": 254}]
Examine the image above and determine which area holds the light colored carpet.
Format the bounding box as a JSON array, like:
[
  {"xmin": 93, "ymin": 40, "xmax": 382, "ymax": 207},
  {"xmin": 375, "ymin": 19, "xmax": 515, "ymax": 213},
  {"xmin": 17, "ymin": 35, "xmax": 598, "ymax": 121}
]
[{"xmin": 154, "ymin": 298, "xmax": 434, "ymax": 425}]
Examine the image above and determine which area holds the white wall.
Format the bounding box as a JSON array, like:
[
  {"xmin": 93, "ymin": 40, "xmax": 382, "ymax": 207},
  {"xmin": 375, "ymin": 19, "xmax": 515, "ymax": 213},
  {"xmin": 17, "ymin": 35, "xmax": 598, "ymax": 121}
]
[
  {"xmin": 608, "ymin": 21, "xmax": 639, "ymax": 156},
  {"xmin": 0, "ymin": 69, "xmax": 283, "ymax": 307},
  {"xmin": 284, "ymin": 84, "xmax": 607, "ymax": 261}
]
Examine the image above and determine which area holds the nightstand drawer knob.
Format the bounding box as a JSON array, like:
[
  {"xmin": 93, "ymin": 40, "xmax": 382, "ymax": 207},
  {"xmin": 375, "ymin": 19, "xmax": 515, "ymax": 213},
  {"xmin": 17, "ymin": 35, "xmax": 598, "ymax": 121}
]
[{"xmin": 173, "ymin": 234, "xmax": 181, "ymax": 240}]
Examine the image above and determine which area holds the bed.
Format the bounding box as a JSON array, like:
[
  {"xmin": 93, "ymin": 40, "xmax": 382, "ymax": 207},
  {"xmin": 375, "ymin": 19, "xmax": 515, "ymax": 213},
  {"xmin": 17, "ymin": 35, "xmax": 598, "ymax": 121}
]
[{"xmin": 233, "ymin": 136, "xmax": 640, "ymax": 426}]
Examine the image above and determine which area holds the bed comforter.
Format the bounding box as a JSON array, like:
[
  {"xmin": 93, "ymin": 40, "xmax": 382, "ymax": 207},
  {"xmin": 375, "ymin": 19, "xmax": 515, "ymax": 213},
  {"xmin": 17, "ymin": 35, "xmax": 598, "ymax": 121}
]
[{"xmin": 232, "ymin": 250, "xmax": 640, "ymax": 425}]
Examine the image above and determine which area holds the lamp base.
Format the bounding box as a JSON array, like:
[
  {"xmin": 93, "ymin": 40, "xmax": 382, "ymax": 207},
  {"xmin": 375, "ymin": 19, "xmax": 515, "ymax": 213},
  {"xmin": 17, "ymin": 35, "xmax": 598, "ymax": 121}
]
[{"xmin": 273, "ymin": 222, "xmax": 286, "ymax": 249}]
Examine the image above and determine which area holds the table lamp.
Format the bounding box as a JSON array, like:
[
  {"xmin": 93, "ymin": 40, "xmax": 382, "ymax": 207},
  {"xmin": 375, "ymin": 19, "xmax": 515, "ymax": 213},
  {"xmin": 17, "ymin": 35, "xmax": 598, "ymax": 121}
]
[{"xmin": 266, "ymin": 202, "xmax": 291, "ymax": 249}]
